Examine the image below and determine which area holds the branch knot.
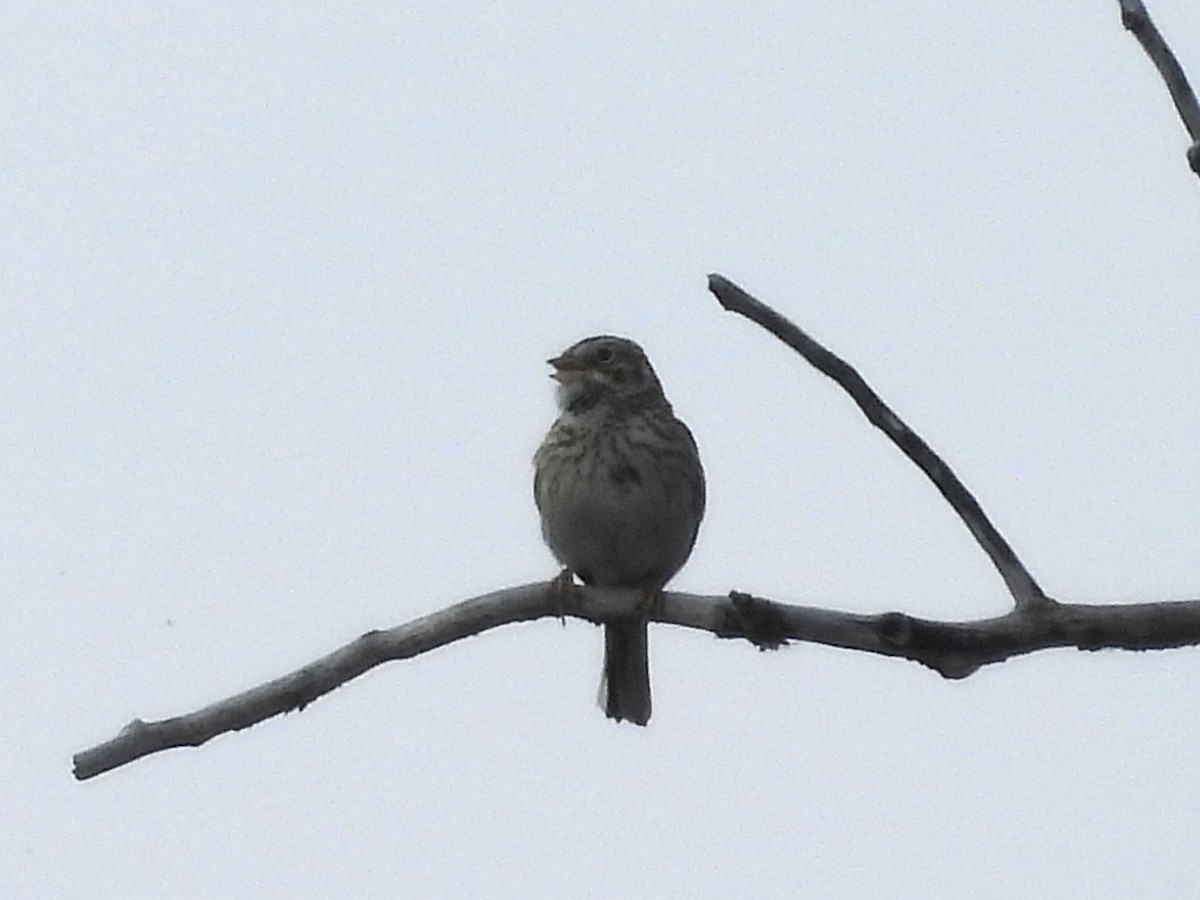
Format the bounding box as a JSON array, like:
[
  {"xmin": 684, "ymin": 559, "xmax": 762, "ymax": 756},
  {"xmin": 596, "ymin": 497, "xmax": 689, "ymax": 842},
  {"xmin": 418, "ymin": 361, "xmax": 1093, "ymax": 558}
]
[{"xmin": 721, "ymin": 591, "xmax": 791, "ymax": 650}]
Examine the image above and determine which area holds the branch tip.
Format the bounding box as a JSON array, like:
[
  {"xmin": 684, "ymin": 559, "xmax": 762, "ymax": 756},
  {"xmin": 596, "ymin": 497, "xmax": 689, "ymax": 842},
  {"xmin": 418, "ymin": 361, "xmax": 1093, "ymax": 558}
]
[
  {"xmin": 706, "ymin": 275, "xmax": 1047, "ymax": 609},
  {"xmin": 1118, "ymin": 0, "xmax": 1200, "ymax": 176}
]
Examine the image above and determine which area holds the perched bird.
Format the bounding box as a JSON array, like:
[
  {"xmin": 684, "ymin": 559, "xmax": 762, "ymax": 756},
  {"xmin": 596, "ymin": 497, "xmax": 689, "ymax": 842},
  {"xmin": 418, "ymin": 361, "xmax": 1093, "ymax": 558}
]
[{"xmin": 534, "ymin": 335, "xmax": 705, "ymax": 725}]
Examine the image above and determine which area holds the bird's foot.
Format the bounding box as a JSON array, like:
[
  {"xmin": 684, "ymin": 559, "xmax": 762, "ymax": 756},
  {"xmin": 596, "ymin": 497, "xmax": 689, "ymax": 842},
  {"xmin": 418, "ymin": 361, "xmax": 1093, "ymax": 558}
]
[
  {"xmin": 548, "ymin": 568, "xmax": 576, "ymax": 625},
  {"xmin": 638, "ymin": 587, "xmax": 664, "ymax": 623}
]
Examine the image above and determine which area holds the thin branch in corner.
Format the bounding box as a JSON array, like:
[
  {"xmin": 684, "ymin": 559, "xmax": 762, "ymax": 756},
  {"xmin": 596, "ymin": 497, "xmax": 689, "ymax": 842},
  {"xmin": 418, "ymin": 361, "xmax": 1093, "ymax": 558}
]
[
  {"xmin": 706, "ymin": 273, "xmax": 1052, "ymax": 613},
  {"xmin": 1118, "ymin": 0, "xmax": 1200, "ymax": 176}
]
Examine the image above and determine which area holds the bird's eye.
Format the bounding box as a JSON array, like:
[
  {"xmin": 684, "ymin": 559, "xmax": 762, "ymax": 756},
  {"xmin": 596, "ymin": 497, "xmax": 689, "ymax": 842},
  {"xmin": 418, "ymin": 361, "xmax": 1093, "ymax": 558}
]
[{"xmin": 595, "ymin": 347, "xmax": 615, "ymax": 364}]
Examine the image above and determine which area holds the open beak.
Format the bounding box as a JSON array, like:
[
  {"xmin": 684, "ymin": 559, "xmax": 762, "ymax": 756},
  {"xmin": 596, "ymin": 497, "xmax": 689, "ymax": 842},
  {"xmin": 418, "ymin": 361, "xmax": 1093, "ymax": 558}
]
[{"xmin": 547, "ymin": 355, "xmax": 586, "ymax": 383}]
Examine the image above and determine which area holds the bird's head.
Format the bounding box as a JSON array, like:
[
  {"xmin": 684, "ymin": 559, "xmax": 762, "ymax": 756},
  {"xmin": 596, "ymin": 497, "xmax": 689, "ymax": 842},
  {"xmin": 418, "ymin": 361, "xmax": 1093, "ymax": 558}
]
[{"xmin": 548, "ymin": 335, "xmax": 667, "ymax": 414}]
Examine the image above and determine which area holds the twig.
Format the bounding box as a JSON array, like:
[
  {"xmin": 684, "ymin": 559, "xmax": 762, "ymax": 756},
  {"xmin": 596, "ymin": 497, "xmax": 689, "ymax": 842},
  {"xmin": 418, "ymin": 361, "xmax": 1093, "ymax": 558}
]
[
  {"xmin": 74, "ymin": 582, "xmax": 1200, "ymax": 780},
  {"xmin": 707, "ymin": 273, "xmax": 1052, "ymax": 612},
  {"xmin": 1118, "ymin": 0, "xmax": 1200, "ymax": 176}
]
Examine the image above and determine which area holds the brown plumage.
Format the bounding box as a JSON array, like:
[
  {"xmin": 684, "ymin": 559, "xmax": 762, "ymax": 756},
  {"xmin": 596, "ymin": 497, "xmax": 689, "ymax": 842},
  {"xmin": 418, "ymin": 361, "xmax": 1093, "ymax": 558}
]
[{"xmin": 534, "ymin": 336, "xmax": 705, "ymax": 725}]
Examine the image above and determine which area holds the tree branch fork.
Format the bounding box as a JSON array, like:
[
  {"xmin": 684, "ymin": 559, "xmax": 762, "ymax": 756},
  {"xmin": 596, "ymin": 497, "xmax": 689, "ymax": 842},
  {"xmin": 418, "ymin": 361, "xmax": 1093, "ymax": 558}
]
[
  {"xmin": 74, "ymin": 272, "xmax": 1198, "ymax": 780},
  {"xmin": 75, "ymin": 269, "xmax": 1200, "ymax": 781}
]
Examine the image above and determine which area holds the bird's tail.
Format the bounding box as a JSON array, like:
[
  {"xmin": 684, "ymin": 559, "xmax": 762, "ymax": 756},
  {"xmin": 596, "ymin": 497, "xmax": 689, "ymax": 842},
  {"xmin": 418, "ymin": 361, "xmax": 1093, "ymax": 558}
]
[{"xmin": 602, "ymin": 621, "xmax": 651, "ymax": 726}]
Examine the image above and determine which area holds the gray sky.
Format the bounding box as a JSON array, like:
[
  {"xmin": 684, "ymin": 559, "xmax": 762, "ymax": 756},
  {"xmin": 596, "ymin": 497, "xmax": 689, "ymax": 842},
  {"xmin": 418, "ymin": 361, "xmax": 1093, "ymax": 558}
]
[{"xmin": 7, "ymin": 3, "xmax": 1200, "ymax": 897}]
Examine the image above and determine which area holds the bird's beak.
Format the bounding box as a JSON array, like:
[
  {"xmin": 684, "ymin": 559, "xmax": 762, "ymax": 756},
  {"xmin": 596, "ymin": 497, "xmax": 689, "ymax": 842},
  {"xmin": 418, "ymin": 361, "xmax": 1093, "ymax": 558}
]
[{"xmin": 547, "ymin": 355, "xmax": 586, "ymax": 383}]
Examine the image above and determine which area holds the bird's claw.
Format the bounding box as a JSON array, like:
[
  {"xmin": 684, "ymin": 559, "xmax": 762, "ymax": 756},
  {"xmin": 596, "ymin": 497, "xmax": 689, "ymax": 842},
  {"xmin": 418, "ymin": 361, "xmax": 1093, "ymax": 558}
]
[{"xmin": 549, "ymin": 568, "xmax": 576, "ymax": 625}]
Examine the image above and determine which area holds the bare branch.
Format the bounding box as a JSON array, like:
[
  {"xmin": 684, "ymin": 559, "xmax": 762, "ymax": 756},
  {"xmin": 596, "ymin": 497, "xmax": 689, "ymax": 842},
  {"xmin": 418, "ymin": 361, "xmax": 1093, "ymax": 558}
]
[
  {"xmin": 74, "ymin": 582, "xmax": 1200, "ymax": 780},
  {"xmin": 72, "ymin": 583, "xmax": 562, "ymax": 780},
  {"xmin": 74, "ymin": 273, "xmax": 1193, "ymax": 780},
  {"xmin": 1118, "ymin": 0, "xmax": 1200, "ymax": 176},
  {"xmin": 707, "ymin": 273, "xmax": 1051, "ymax": 612}
]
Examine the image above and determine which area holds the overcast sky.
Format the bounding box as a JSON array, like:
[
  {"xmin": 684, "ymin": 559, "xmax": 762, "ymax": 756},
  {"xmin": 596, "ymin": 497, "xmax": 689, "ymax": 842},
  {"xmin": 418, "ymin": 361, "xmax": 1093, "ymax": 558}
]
[{"xmin": 6, "ymin": 3, "xmax": 1200, "ymax": 897}]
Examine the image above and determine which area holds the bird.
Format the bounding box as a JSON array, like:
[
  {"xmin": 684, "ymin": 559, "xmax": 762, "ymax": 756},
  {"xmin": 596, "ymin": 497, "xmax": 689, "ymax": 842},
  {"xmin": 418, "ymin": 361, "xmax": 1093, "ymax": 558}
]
[{"xmin": 533, "ymin": 335, "xmax": 705, "ymax": 725}]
